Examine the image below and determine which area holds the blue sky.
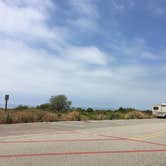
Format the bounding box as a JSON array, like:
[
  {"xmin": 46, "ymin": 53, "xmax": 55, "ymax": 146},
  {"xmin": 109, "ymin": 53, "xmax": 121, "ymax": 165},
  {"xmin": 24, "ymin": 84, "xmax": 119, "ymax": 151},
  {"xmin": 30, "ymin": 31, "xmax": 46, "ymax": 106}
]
[{"xmin": 0, "ymin": 0, "xmax": 166, "ymax": 109}]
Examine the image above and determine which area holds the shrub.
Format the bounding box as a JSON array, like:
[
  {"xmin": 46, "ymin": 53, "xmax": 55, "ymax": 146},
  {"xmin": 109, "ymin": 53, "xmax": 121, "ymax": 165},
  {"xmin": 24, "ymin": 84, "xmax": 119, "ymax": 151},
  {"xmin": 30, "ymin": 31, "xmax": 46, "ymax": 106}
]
[
  {"xmin": 95, "ymin": 113, "xmax": 107, "ymax": 120},
  {"xmin": 61, "ymin": 111, "xmax": 81, "ymax": 121},
  {"xmin": 36, "ymin": 103, "xmax": 50, "ymax": 110},
  {"xmin": 15, "ymin": 105, "xmax": 29, "ymax": 110},
  {"xmin": 41, "ymin": 113, "xmax": 58, "ymax": 122},
  {"xmin": 110, "ymin": 112, "xmax": 125, "ymax": 120},
  {"xmin": 0, "ymin": 110, "xmax": 7, "ymax": 124},
  {"xmin": 11, "ymin": 110, "xmax": 38, "ymax": 123},
  {"xmin": 6, "ymin": 113, "xmax": 13, "ymax": 124},
  {"xmin": 142, "ymin": 110, "xmax": 152, "ymax": 115},
  {"xmin": 124, "ymin": 111, "xmax": 146, "ymax": 119},
  {"xmin": 80, "ymin": 115, "xmax": 90, "ymax": 121}
]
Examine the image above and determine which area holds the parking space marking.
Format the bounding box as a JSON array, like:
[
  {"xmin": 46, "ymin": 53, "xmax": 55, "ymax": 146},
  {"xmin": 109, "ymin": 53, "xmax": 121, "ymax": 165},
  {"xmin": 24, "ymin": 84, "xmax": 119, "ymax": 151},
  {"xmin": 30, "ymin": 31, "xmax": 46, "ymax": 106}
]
[
  {"xmin": 99, "ymin": 134, "xmax": 166, "ymax": 147},
  {"xmin": 1, "ymin": 149, "xmax": 166, "ymax": 158},
  {"xmin": 0, "ymin": 138, "xmax": 121, "ymax": 144},
  {"xmin": 0, "ymin": 130, "xmax": 80, "ymax": 140},
  {"xmin": 54, "ymin": 123, "xmax": 85, "ymax": 128},
  {"xmin": 132, "ymin": 130, "xmax": 166, "ymax": 140}
]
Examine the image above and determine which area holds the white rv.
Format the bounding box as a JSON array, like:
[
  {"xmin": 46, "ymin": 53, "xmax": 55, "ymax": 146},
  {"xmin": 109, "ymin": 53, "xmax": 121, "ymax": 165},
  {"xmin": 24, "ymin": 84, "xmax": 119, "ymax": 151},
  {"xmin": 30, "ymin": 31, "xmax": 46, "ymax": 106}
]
[{"xmin": 152, "ymin": 103, "xmax": 166, "ymax": 117}]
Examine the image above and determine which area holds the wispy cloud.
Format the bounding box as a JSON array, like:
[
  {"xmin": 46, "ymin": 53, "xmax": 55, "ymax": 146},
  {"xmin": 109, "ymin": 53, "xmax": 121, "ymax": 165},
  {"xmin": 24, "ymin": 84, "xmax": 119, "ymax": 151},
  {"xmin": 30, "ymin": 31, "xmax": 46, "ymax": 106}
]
[
  {"xmin": 0, "ymin": 0, "xmax": 110, "ymax": 105},
  {"xmin": 0, "ymin": 1, "xmax": 52, "ymax": 37},
  {"xmin": 111, "ymin": 0, "xmax": 135, "ymax": 11},
  {"xmin": 0, "ymin": 0, "xmax": 165, "ymax": 108},
  {"xmin": 67, "ymin": 0, "xmax": 99, "ymax": 31},
  {"xmin": 69, "ymin": 0, "xmax": 98, "ymax": 18},
  {"xmin": 147, "ymin": 0, "xmax": 166, "ymax": 17}
]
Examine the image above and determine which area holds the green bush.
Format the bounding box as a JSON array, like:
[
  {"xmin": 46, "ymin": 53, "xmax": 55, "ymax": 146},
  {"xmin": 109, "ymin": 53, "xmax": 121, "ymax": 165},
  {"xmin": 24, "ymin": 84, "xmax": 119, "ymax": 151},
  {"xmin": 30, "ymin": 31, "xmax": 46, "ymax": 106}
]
[
  {"xmin": 15, "ymin": 105, "xmax": 29, "ymax": 110},
  {"xmin": 110, "ymin": 112, "xmax": 125, "ymax": 120},
  {"xmin": 36, "ymin": 103, "xmax": 51, "ymax": 110}
]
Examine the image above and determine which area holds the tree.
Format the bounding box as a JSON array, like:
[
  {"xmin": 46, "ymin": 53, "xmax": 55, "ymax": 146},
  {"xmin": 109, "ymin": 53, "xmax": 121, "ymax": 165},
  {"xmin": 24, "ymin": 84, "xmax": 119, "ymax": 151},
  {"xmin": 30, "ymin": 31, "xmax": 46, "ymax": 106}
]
[
  {"xmin": 86, "ymin": 107, "xmax": 94, "ymax": 112},
  {"xmin": 49, "ymin": 95, "xmax": 72, "ymax": 111}
]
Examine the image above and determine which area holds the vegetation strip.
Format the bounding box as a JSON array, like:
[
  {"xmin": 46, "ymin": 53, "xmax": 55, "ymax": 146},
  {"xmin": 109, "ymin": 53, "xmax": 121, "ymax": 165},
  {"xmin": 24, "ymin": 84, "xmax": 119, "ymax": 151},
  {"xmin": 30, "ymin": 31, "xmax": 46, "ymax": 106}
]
[
  {"xmin": 0, "ymin": 95, "xmax": 153, "ymax": 124},
  {"xmin": 1, "ymin": 149, "xmax": 166, "ymax": 158}
]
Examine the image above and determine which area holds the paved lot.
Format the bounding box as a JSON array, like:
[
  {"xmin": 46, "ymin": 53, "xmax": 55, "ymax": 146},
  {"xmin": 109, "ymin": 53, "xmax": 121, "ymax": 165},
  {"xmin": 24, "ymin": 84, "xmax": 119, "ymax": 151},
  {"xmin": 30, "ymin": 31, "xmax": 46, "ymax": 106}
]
[{"xmin": 0, "ymin": 119, "xmax": 166, "ymax": 166}]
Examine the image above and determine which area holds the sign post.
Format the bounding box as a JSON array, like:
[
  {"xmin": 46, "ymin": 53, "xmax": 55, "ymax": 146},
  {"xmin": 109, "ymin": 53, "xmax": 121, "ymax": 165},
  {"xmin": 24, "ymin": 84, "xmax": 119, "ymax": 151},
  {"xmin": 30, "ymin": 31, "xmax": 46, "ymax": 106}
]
[{"xmin": 5, "ymin": 95, "xmax": 9, "ymax": 112}]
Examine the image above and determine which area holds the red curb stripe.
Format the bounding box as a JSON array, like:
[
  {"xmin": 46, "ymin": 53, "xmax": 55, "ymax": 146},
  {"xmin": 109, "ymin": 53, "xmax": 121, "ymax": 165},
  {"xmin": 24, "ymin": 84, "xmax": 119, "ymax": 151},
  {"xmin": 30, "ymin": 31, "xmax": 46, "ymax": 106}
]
[
  {"xmin": 99, "ymin": 134, "xmax": 166, "ymax": 147},
  {"xmin": 0, "ymin": 138, "xmax": 121, "ymax": 144},
  {"xmin": 1, "ymin": 149, "xmax": 166, "ymax": 158}
]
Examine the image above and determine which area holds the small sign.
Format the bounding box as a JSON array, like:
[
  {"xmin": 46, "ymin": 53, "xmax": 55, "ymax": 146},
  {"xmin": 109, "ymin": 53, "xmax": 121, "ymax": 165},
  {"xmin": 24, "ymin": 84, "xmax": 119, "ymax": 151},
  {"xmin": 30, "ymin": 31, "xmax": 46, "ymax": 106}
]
[{"xmin": 5, "ymin": 95, "xmax": 9, "ymax": 101}]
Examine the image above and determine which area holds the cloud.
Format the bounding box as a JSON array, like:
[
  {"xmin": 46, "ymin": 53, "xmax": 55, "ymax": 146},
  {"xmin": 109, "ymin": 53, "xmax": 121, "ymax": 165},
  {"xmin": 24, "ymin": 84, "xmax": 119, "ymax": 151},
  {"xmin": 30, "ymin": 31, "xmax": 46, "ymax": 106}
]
[
  {"xmin": 67, "ymin": 0, "xmax": 99, "ymax": 31},
  {"xmin": 1, "ymin": 34, "xmax": 166, "ymax": 108},
  {"xmin": 63, "ymin": 46, "xmax": 107, "ymax": 65},
  {"xmin": 111, "ymin": 0, "xmax": 135, "ymax": 11},
  {"xmin": 0, "ymin": 0, "xmax": 67, "ymax": 46},
  {"xmin": 111, "ymin": 0, "xmax": 125, "ymax": 10},
  {"xmin": 110, "ymin": 37, "xmax": 164, "ymax": 61},
  {"xmin": 0, "ymin": 37, "xmax": 110, "ymax": 96},
  {"xmin": 69, "ymin": 0, "xmax": 98, "ymax": 17},
  {"xmin": 154, "ymin": 7, "xmax": 165, "ymax": 16},
  {"xmin": 0, "ymin": 0, "xmax": 166, "ymax": 109},
  {"xmin": 1, "ymin": 34, "xmax": 165, "ymax": 108},
  {"xmin": 147, "ymin": 0, "xmax": 166, "ymax": 17}
]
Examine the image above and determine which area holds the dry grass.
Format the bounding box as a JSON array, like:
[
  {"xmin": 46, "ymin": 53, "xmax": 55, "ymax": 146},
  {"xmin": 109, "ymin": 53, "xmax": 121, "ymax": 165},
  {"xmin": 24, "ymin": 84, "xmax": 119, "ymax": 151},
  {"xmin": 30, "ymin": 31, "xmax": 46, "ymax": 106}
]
[
  {"xmin": 124, "ymin": 111, "xmax": 145, "ymax": 119},
  {"xmin": 0, "ymin": 109, "xmax": 153, "ymax": 124},
  {"xmin": 60, "ymin": 111, "xmax": 81, "ymax": 121},
  {"xmin": 124, "ymin": 111, "xmax": 153, "ymax": 119},
  {"xmin": 0, "ymin": 110, "xmax": 7, "ymax": 123},
  {"xmin": 95, "ymin": 113, "xmax": 107, "ymax": 120},
  {"xmin": 0, "ymin": 109, "xmax": 58, "ymax": 124}
]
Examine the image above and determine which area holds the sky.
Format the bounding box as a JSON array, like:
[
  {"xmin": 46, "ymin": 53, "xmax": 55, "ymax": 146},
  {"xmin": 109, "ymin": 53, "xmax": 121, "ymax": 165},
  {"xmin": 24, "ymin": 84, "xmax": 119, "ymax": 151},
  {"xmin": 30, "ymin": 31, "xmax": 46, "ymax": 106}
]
[{"xmin": 0, "ymin": 0, "xmax": 166, "ymax": 109}]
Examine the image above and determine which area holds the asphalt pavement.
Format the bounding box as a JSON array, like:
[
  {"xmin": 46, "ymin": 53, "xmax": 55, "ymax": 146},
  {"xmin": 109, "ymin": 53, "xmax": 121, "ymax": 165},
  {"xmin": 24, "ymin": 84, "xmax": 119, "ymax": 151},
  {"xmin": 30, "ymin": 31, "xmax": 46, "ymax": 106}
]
[{"xmin": 0, "ymin": 119, "xmax": 166, "ymax": 166}]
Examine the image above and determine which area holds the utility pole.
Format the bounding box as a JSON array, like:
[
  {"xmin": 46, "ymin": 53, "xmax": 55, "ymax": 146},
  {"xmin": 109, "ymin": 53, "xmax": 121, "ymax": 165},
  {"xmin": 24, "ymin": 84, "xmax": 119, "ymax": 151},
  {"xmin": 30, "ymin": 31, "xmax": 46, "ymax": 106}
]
[{"xmin": 5, "ymin": 94, "xmax": 9, "ymax": 112}]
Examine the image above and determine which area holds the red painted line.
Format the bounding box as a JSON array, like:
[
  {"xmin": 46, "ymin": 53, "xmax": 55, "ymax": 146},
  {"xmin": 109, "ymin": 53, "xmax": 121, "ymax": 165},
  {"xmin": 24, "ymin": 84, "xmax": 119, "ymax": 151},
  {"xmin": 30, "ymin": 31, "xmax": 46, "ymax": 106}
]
[
  {"xmin": 99, "ymin": 134, "xmax": 166, "ymax": 147},
  {"xmin": 33, "ymin": 130, "xmax": 81, "ymax": 135},
  {"xmin": 0, "ymin": 130, "xmax": 81, "ymax": 138},
  {"xmin": 1, "ymin": 149, "xmax": 166, "ymax": 158},
  {"xmin": 0, "ymin": 138, "xmax": 121, "ymax": 144}
]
